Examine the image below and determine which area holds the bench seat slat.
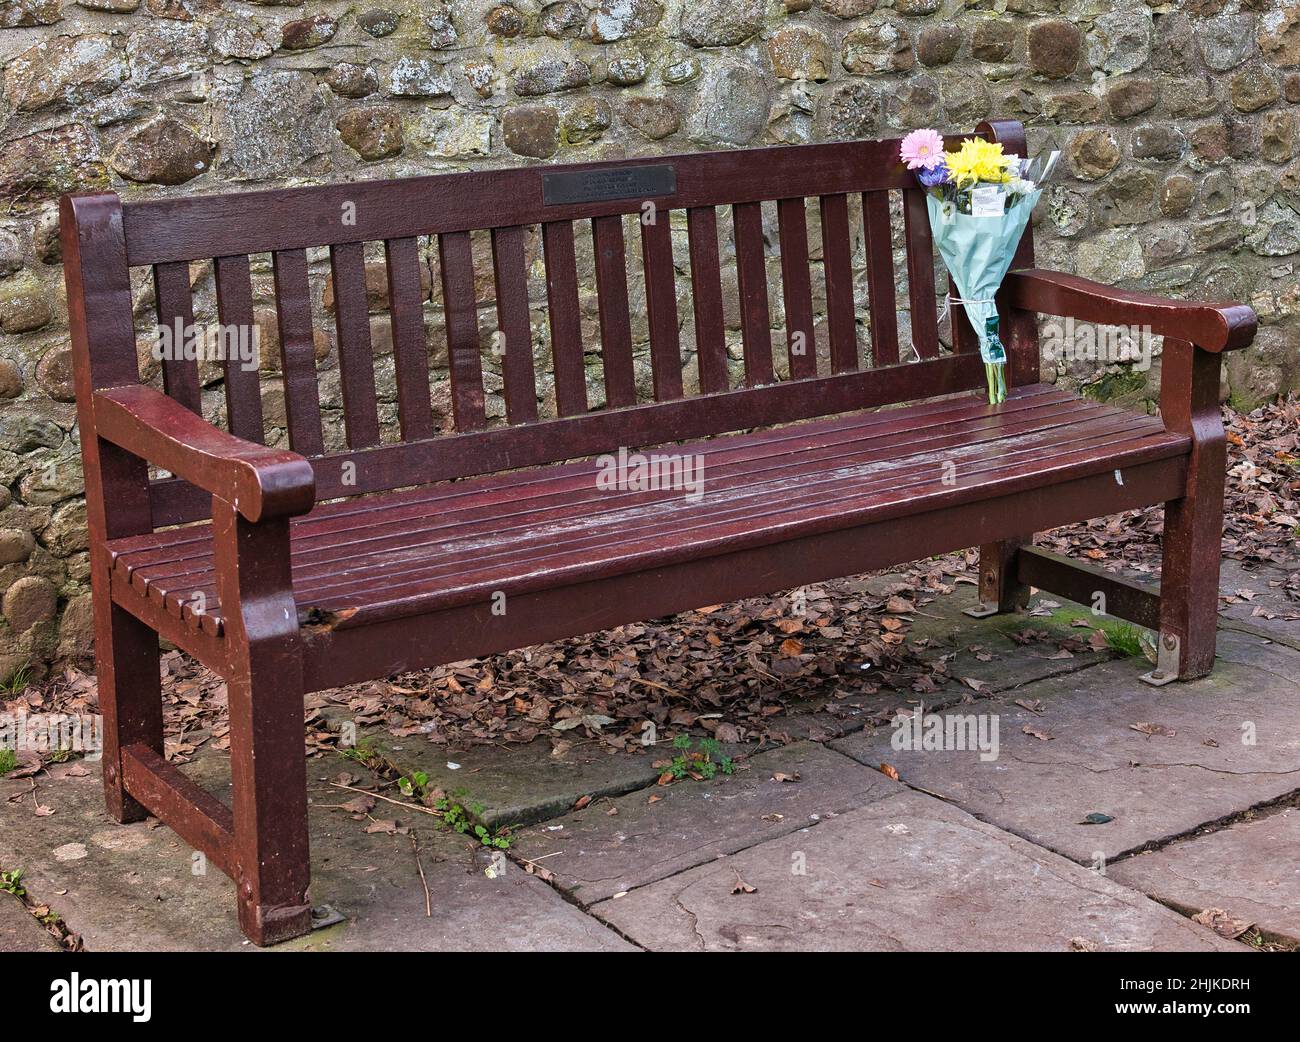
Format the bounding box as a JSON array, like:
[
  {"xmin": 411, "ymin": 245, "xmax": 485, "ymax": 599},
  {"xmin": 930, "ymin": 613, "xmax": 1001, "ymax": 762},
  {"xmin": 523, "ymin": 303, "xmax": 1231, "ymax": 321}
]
[
  {"xmin": 109, "ymin": 388, "xmax": 1188, "ymax": 636},
  {"xmin": 134, "ymin": 396, "xmax": 1125, "ymax": 602},
  {"xmin": 118, "ymin": 384, "xmax": 1069, "ymax": 570}
]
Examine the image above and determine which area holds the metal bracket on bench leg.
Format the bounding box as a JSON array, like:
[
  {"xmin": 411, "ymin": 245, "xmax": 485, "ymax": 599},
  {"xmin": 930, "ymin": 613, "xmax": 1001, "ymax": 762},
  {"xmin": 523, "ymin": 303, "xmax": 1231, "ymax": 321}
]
[
  {"xmin": 310, "ymin": 904, "xmax": 346, "ymax": 930},
  {"xmin": 1138, "ymin": 633, "xmax": 1181, "ymax": 687},
  {"xmin": 963, "ymin": 601, "xmax": 1003, "ymax": 619}
]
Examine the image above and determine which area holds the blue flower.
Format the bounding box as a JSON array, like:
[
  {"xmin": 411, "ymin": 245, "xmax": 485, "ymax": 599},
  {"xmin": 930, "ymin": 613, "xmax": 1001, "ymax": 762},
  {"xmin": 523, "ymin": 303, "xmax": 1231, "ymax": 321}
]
[{"xmin": 918, "ymin": 161, "xmax": 951, "ymax": 188}]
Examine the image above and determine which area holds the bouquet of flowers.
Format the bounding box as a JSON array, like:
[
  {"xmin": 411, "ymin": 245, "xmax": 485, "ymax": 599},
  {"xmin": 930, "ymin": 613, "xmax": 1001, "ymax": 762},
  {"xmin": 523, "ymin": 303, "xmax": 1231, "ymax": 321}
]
[{"xmin": 900, "ymin": 129, "xmax": 1059, "ymax": 404}]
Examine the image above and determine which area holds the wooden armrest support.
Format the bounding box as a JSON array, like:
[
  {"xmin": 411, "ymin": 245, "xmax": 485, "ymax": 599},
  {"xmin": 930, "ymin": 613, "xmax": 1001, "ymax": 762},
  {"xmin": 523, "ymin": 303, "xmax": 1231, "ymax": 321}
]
[
  {"xmin": 1002, "ymin": 268, "xmax": 1257, "ymax": 353},
  {"xmin": 94, "ymin": 385, "xmax": 315, "ymax": 522}
]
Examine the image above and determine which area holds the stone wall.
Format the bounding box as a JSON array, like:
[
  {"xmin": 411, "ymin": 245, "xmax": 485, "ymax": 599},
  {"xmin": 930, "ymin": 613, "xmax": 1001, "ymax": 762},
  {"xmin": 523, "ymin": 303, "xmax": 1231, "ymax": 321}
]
[{"xmin": 1, "ymin": 0, "xmax": 1298, "ymax": 682}]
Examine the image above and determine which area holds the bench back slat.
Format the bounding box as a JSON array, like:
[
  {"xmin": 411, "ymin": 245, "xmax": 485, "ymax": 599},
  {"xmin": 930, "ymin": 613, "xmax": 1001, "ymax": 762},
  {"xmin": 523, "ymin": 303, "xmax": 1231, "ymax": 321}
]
[
  {"xmin": 152, "ymin": 261, "xmax": 202, "ymax": 414},
  {"xmin": 819, "ymin": 193, "xmax": 859, "ymax": 374},
  {"xmin": 903, "ymin": 188, "xmax": 942, "ymax": 360},
  {"xmin": 862, "ymin": 192, "xmax": 899, "ymax": 367},
  {"xmin": 437, "ymin": 230, "xmax": 488, "ymax": 432},
  {"xmin": 329, "ymin": 241, "xmax": 382, "ymax": 448},
  {"xmin": 776, "ymin": 198, "xmax": 817, "ymax": 380},
  {"xmin": 383, "ymin": 236, "xmax": 437, "ymax": 440},
  {"xmin": 489, "ymin": 225, "xmax": 539, "ymax": 424},
  {"xmin": 732, "ymin": 201, "xmax": 775, "ymax": 386},
  {"xmin": 541, "ymin": 220, "xmax": 588, "ymax": 417},
  {"xmin": 77, "ymin": 129, "xmax": 1032, "ymax": 524},
  {"xmin": 271, "ymin": 248, "xmax": 325, "ymax": 456},
  {"xmin": 686, "ymin": 206, "xmax": 729, "ymax": 394},
  {"xmin": 591, "ymin": 215, "xmax": 637, "ymax": 409},
  {"xmin": 639, "ymin": 207, "xmax": 684, "ymax": 401},
  {"xmin": 212, "ymin": 254, "xmax": 264, "ymax": 443}
]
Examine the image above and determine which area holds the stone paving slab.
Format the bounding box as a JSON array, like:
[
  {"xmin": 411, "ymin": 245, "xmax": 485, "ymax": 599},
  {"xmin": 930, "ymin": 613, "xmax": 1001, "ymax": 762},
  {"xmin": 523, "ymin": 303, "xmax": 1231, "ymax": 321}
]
[
  {"xmin": 829, "ymin": 643, "xmax": 1300, "ymax": 865},
  {"xmin": 1111, "ymin": 803, "xmax": 1300, "ymax": 946},
  {"xmin": 1217, "ymin": 560, "xmax": 1300, "ymax": 648},
  {"xmin": 0, "ymin": 891, "xmax": 61, "ymax": 952},
  {"xmin": 369, "ymin": 733, "xmax": 663, "ymax": 830},
  {"xmin": 908, "ymin": 582, "xmax": 1116, "ymax": 689},
  {"xmin": 513, "ymin": 741, "xmax": 895, "ymax": 905},
  {"xmin": 592, "ymin": 789, "xmax": 1240, "ymax": 952},
  {"xmin": 0, "ymin": 755, "xmax": 634, "ymax": 952}
]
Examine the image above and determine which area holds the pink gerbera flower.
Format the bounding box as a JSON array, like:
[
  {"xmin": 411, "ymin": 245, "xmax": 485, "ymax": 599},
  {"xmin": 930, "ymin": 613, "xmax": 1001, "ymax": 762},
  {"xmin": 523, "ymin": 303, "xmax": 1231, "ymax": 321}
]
[{"xmin": 900, "ymin": 128, "xmax": 945, "ymax": 170}]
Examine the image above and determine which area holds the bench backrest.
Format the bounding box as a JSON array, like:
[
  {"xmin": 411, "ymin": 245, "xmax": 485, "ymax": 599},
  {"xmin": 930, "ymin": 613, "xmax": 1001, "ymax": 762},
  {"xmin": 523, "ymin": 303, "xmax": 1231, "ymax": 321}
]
[{"xmin": 70, "ymin": 120, "xmax": 1033, "ymax": 527}]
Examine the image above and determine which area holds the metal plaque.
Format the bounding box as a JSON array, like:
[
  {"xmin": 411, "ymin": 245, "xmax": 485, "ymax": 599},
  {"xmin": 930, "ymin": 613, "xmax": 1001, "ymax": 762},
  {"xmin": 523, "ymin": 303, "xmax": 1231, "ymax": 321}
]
[{"xmin": 542, "ymin": 164, "xmax": 677, "ymax": 206}]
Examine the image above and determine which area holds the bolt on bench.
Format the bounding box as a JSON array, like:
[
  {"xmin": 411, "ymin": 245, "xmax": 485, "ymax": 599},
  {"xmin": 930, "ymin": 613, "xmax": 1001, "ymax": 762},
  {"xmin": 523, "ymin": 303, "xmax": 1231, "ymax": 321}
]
[{"xmin": 63, "ymin": 120, "xmax": 1256, "ymax": 944}]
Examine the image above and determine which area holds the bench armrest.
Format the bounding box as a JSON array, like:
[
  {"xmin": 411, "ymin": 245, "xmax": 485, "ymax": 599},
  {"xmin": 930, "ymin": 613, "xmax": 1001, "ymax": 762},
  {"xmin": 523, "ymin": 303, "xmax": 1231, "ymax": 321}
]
[
  {"xmin": 93, "ymin": 385, "xmax": 316, "ymax": 522},
  {"xmin": 1002, "ymin": 268, "xmax": 1257, "ymax": 353}
]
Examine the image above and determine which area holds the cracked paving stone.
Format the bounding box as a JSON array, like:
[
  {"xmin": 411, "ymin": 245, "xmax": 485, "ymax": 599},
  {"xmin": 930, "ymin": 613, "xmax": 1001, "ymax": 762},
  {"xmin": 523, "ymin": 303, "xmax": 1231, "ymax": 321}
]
[
  {"xmin": 1110, "ymin": 803, "xmax": 1300, "ymax": 945},
  {"xmin": 0, "ymin": 752, "xmax": 634, "ymax": 951},
  {"xmin": 512, "ymin": 740, "xmax": 896, "ymax": 904},
  {"xmin": 592, "ymin": 789, "xmax": 1241, "ymax": 951},
  {"xmin": 367, "ymin": 731, "xmax": 663, "ymax": 830},
  {"xmin": 829, "ymin": 644, "xmax": 1300, "ymax": 864}
]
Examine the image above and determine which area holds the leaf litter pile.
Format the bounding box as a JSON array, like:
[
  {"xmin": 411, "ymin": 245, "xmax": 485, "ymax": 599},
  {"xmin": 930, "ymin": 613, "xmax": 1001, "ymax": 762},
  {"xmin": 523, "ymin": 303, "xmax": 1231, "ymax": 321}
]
[{"xmin": 15, "ymin": 399, "xmax": 1300, "ymax": 768}]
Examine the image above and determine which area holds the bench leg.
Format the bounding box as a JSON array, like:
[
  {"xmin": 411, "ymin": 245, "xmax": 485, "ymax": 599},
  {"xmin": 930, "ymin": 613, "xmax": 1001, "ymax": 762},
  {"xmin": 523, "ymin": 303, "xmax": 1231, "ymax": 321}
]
[
  {"xmin": 97, "ymin": 602, "xmax": 163, "ymax": 823},
  {"xmin": 228, "ymin": 642, "xmax": 313, "ymax": 946},
  {"xmin": 1146, "ymin": 488, "xmax": 1224, "ymax": 684},
  {"xmin": 1143, "ymin": 341, "xmax": 1226, "ymax": 685},
  {"xmin": 965, "ymin": 538, "xmax": 1031, "ymax": 618}
]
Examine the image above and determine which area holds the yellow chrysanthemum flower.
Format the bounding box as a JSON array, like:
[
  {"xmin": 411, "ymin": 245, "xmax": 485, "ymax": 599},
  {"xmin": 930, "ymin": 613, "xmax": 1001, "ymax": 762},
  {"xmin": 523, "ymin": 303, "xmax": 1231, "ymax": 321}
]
[{"xmin": 944, "ymin": 138, "xmax": 1012, "ymax": 189}]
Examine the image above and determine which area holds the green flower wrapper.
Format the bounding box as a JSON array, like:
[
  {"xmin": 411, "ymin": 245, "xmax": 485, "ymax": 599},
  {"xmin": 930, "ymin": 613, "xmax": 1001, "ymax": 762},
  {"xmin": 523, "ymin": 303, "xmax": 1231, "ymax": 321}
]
[{"xmin": 926, "ymin": 189, "xmax": 1041, "ymax": 405}]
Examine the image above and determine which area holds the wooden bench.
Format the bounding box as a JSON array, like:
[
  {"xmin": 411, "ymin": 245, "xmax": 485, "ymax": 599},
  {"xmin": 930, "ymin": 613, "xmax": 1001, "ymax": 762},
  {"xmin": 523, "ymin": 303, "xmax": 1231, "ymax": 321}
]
[{"xmin": 61, "ymin": 119, "xmax": 1256, "ymax": 945}]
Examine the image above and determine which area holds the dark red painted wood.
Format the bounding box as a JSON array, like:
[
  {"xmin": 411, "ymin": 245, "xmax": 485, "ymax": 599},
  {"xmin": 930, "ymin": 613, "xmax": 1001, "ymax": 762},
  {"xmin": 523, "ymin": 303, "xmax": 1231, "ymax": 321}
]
[
  {"xmin": 902, "ymin": 188, "xmax": 941, "ymax": 360},
  {"xmin": 383, "ymin": 236, "xmax": 436, "ymax": 441},
  {"xmin": 591, "ymin": 215, "xmax": 636, "ymax": 408},
  {"xmin": 329, "ymin": 241, "xmax": 382, "ymax": 448},
  {"xmin": 213, "ymin": 254, "xmax": 264, "ymax": 444},
  {"xmin": 271, "ymin": 248, "xmax": 324, "ymax": 456},
  {"xmin": 686, "ymin": 206, "xmax": 729, "ymax": 394},
  {"xmin": 542, "ymin": 220, "xmax": 587, "ymax": 416},
  {"xmin": 777, "ymin": 198, "xmax": 817, "ymax": 379},
  {"xmin": 861, "ymin": 191, "xmax": 899, "ymax": 367},
  {"xmin": 152, "ymin": 261, "xmax": 202, "ymax": 414},
  {"xmin": 819, "ymin": 193, "xmax": 858, "ymax": 374},
  {"xmin": 490, "ymin": 225, "xmax": 539, "ymax": 424},
  {"xmin": 732, "ymin": 201, "xmax": 774, "ymax": 386},
  {"xmin": 640, "ymin": 206, "xmax": 684, "ymax": 401},
  {"xmin": 438, "ymin": 230, "xmax": 487, "ymax": 432}
]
